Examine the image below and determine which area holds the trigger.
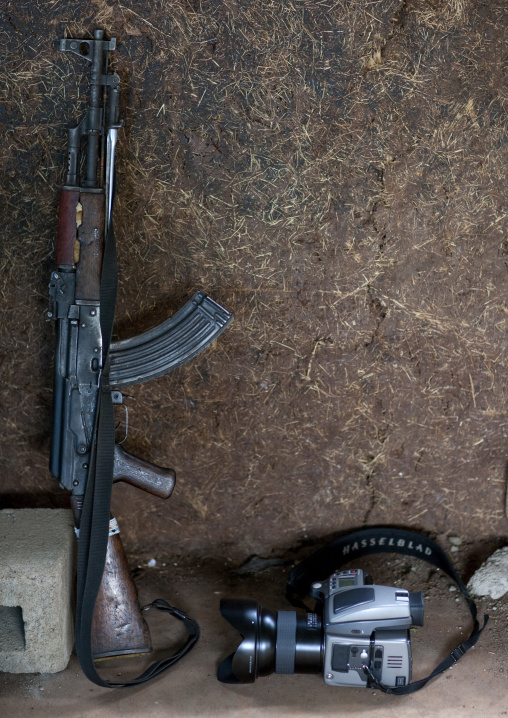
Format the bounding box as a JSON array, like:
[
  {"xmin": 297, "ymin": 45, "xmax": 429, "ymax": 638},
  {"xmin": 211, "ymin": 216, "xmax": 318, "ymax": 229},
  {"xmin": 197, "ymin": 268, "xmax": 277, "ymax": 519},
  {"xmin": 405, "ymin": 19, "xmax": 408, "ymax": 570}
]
[{"xmin": 112, "ymin": 391, "xmax": 129, "ymax": 444}]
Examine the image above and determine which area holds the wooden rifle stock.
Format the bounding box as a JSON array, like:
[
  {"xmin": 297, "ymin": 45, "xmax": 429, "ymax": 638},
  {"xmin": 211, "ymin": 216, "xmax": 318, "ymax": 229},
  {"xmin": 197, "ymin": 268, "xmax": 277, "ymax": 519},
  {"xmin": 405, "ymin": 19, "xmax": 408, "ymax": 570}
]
[
  {"xmin": 92, "ymin": 530, "xmax": 152, "ymax": 659},
  {"xmin": 70, "ymin": 496, "xmax": 152, "ymax": 658}
]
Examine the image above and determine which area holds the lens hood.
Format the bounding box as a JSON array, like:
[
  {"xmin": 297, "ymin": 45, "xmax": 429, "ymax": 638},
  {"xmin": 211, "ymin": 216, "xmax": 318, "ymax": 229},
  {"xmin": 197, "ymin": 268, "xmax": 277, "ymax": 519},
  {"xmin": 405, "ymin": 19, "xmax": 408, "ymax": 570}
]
[{"xmin": 218, "ymin": 598, "xmax": 277, "ymax": 683}]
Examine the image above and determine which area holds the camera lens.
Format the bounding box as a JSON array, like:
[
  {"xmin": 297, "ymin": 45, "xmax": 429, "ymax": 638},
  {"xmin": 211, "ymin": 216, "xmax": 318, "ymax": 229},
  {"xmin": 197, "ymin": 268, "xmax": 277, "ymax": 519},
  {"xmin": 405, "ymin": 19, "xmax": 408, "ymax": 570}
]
[
  {"xmin": 218, "ymin": 598, "xmax": 323, "ymax": 683},
  {"xmin": 409, "ymin": 591, "xmax": 424, "ymax": 626}
]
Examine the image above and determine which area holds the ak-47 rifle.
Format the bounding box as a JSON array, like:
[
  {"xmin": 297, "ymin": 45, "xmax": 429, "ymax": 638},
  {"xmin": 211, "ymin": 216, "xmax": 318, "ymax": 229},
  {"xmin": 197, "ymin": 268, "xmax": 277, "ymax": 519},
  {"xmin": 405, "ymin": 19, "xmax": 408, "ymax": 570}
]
[{"xmin": 48, "ymin": 30, "xmax": 232, "ymax": 687}]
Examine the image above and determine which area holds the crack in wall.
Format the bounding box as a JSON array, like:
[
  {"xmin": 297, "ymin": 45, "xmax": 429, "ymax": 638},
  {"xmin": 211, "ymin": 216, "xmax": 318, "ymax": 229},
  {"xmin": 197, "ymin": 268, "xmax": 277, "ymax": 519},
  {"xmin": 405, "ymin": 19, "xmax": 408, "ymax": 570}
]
[
  {"xmin": 362, "ymin": 0, "xmax": 409, "ymax": 72},
  {"xmin": 364, "ymin": 284, "xmax": 387, "ymax": 347},
  {"xmin": 366, "ymin": 163, "xmax": 388, "ymax": 258},
  {"xmin": 360, "ymin": 422, "xmax": 388, "ymax": 524},
  {"xmin": 362, "ymin": 470, "xmax": 377, "ymax": 525}
]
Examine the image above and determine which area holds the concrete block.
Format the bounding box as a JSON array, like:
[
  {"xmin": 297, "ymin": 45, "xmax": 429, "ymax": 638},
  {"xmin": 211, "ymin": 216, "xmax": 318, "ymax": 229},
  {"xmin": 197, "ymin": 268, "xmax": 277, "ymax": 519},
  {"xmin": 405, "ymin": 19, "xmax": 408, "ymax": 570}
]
[{"xmin": 0, "ymin": 508, "xmax": 75, "ymax": 673}]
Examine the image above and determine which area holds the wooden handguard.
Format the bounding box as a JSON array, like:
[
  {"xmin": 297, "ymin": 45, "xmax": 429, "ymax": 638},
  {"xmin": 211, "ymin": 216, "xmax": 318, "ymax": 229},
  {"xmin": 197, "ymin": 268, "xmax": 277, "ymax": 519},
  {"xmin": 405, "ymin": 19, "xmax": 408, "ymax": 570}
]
[
  {"xmin": 55, "ymin": 188, "xmax": 105, "ymax": 303},
  {"xmin": 56, "ymin": 188, "xmax": 79, "ymax": 266},
  {"xmin": 75, "ymin": 191, "xmax": 105, "ymax": 301}
]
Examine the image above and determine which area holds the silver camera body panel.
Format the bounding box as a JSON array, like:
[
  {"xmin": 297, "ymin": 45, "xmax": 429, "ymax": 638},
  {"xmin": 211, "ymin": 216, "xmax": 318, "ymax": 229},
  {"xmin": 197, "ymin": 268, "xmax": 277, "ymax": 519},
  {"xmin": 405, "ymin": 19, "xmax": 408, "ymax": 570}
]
[{"xmin": 313, "ymin": 569, "xmax": 414, "ymax": 688}]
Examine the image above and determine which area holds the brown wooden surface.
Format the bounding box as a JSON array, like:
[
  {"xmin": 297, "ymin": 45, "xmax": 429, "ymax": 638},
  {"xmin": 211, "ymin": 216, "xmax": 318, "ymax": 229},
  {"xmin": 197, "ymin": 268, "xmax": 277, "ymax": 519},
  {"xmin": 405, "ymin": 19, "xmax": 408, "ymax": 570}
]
[
  {"xmin": 70, "ymin": 497, "xmax": 152, "ymax": 659},
  {"xmin": 91, "ymin": 529, "xmax": 152, "ymax": 659},
  {"xmin": 56, "ymin": 189, "xmax": 79, "ymax": 267},
  {"xmin": 113, "ymin": 443, "xmax": 175, "ymax": 499},
  {"xmin": 75, "ymin": 191, "xmax": 105, "ymax": 302}
]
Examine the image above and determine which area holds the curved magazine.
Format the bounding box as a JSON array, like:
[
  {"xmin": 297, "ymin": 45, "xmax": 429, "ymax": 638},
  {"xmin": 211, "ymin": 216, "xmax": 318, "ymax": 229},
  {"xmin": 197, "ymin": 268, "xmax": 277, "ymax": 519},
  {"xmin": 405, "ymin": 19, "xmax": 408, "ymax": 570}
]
[{"xmin": 109, "ymin": 291, "xmax": 232, "ymax": 387}]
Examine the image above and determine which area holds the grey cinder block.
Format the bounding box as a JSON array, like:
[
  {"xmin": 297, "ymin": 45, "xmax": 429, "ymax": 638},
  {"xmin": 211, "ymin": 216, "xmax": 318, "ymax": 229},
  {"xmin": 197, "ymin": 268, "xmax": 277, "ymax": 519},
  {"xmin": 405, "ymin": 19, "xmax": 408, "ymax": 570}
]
[{"xmin": 0, "ymin": 509, "xmax": 75, "ymax": 673}]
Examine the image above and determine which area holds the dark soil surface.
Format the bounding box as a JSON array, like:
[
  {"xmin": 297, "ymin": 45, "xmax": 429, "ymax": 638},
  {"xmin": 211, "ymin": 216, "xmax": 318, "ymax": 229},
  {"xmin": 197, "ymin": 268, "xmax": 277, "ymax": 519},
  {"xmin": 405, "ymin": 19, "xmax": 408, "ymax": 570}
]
[
  {"xmin": 0, "ymin": 559, "xmax": 506, "ymax": 716},
  {"xmin": 1, "ymin": 1, "xmax": 508, "ymax": 575}
]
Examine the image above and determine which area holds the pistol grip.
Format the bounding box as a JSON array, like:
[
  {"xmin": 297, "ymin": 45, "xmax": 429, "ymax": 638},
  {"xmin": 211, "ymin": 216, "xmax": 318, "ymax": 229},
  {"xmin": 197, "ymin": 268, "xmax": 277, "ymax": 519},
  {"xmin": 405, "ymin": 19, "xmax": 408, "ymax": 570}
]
[{"xmin": 113, "ymin": 443, "xmax": 175, "ymax": 499}]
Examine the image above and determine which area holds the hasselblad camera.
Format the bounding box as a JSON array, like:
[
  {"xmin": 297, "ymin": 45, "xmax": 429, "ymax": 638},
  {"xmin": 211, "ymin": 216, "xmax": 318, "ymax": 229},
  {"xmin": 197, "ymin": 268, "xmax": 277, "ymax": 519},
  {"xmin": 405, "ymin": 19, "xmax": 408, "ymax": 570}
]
[{"xmin": 218, "ymin": 568, "xmax": 424, "ymax": 689}]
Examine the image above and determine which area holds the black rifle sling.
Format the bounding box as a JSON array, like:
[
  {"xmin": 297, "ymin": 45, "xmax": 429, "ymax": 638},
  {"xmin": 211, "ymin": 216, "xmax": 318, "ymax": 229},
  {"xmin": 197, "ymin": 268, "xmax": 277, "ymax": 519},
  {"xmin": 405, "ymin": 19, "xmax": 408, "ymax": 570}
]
[
  {"xmin": 75, "ymin": 219, "xmax": 199, "ymax": 688},
  {"xmin": 286, "ymin": 527, "xmax": 489, "ymax": 695}
]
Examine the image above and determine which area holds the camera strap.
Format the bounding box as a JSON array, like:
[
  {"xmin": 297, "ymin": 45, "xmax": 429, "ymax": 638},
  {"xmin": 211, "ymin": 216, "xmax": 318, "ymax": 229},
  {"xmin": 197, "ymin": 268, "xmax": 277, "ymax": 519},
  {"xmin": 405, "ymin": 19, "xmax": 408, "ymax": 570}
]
[{"xmin": 286, "ymin": 527, "xmax": 489, "ymax": 695}]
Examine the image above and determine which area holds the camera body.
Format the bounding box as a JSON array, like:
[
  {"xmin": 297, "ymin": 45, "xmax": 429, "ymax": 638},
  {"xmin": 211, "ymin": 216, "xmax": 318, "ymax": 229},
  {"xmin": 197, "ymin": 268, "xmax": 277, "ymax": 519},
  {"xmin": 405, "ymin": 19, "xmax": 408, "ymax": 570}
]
[
  {"xmin": 313, "ymin": 569, "xmax": 420, "ymax": 688},
  {"xmin": 218, "ymin": 568, "xmax": 424, "ymax": 689}
]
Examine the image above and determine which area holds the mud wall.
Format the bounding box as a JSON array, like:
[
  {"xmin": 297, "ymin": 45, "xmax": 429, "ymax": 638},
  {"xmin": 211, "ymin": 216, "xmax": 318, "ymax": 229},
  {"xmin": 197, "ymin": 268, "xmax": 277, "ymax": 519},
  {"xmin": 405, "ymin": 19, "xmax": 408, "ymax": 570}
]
[{"xmin": 1, "ymin": 0, "xmax": 507, "ymax": 566}]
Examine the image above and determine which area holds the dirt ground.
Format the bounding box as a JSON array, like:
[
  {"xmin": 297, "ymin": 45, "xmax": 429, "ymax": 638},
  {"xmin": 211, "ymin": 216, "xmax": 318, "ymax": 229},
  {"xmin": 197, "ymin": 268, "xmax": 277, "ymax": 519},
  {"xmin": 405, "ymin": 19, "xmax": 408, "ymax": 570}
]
[
  {"xmin": 0, "ymin": 0, "xmax": 507, "ymax": 709},
  {"xmin": 0, "ymin": 558, "xmax": 506, "ymax": 717}
]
